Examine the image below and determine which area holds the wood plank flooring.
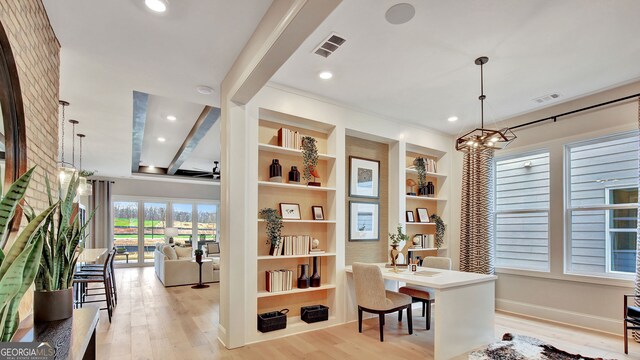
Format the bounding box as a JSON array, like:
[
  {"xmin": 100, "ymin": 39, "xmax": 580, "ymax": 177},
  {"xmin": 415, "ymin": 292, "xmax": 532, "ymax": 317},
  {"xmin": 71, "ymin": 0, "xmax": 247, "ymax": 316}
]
[{"xmin": 90, "ymin": 267, "xmax": 640, "ymax": 359}]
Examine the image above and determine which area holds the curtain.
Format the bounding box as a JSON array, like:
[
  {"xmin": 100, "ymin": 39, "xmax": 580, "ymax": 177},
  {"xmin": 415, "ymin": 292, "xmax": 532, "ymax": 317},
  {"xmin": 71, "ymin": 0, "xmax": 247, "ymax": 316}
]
[
  {"xmin": 88, "ymin": 180, "xmax": 113, "ymax": 249},
  {"xmin": 459, "ymin": 148, "xmax": 495, "ymax": 275},
  {"xmin": 635, "ymin": 98, "xmax": 640, "ymax": 341}
]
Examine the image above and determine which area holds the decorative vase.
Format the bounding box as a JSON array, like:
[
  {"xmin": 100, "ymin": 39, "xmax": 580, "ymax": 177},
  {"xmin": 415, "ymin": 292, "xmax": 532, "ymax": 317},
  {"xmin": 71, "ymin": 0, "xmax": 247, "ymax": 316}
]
[
  {"xmin": 310, "ymin": 257, "xmax": 321, "ymax": 287},
  {"xmin": 34, "ymin": 288, "xmax": 73, "ymax": 322},
  {"xmin": 426, "ymin": 181, "xmax": 435, "ymax": 197},
  {"xmin": 270, "ymin": 243, "xmax": 277, "ymax": 256},
  {"xmin": 418, "ymin": 185, "xmax": 429, "ymax": 196},
  {"xmin": 288, "ymin": 166, "xmax": 300, "ymax": 184},
  {"xmin": 269, "ymin": 159, "xmax": 282, "ymax": 183},
  {"xmin": 390, "ymin": 244, "xmax": 399, "ymax": 266},
  {"xmin": 297, "ymin": 264, "xmax": 309, "ymax": 289},
  {"xmin": 195, "ymin": 254, "xmax": 202, "ymax": 263}
]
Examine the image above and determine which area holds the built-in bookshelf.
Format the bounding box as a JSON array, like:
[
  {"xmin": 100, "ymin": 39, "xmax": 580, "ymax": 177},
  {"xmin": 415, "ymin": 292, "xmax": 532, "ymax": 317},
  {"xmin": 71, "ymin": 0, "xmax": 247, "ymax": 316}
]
[
  {"xmin": 404, "ymin": 145, "xmax": 448, "ymax": 260},
  {"xmin": 255, "ymin": 111, "xmax": 338, "ymax": 340}
]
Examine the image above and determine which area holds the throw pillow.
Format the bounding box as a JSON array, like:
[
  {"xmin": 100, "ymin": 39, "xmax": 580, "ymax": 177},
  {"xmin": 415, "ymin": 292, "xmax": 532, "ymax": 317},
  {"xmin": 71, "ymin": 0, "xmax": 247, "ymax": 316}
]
[
  {"xmin": 174, "ymin": 246, "xmax": 193, "ymax": 259},
  {"xmin": 162, "ymin": 245, "xmax": 177, "ymax": 260}
]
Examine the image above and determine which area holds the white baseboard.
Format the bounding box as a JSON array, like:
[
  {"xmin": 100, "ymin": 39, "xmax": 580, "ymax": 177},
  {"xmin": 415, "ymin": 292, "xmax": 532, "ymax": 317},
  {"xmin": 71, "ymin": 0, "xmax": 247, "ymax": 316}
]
[{"xmin": 496, "ymin": 298, "xmax": 622, "ymax": 336}]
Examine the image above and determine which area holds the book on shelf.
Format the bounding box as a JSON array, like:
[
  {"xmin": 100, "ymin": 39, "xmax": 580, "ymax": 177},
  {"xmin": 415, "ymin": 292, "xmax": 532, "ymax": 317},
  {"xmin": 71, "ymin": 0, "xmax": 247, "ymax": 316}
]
[
  {"xmin": 265, "ymin": 269, "xmax": 293, "ymax": 292},
  {"xmin": 272, "ymin": 235, "xmax": 312, "ymax": 256},
  {"xmin": 408, "ymin": 158, "xmax": 438, "ymax": 173},
  {"xmin": 309, "ymin": 249, "xmax": 325, "ymax": 254},
  {"xmin": 277, "ymin": 127, "xmax": 304, "ymax": 150}
]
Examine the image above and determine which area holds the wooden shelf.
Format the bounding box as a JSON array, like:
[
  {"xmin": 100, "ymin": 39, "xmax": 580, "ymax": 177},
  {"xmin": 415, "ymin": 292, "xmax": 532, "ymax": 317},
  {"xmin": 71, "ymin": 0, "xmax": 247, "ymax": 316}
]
[
  {"xmin": 405, "ymin": 168, "xmax": 447, "ymax": 178},
  {"xmin": 408, "ymin": 247, "xmax": 448, "ymax": 252},
  {"xmin": 254, "ymin": 316, "xmax": 339, "ymax": 341},
  {"xmin": 258, "ymin": 181, "xmax": 336, "ymax": 192},
  {"xmin": 406, "ymin": 195, "xmax": 447, "ymax": 201},
  {"xmin": 257, "ymin": 219, "xmax": 336, "ymax": 224},
  {"xmin": 257, "ymin": 253, "xmax": 336, "ymax": 260},
  {"xmin": 257, "ymin": 284, "xmax": 336, "ymax": 298},
  {"xmin": 406, "ymin": 222, "xmax": 435, "ymax": 226},
  {"xmin": 259, "ymin": 143, "xmax": 335, "ymax": 160}
]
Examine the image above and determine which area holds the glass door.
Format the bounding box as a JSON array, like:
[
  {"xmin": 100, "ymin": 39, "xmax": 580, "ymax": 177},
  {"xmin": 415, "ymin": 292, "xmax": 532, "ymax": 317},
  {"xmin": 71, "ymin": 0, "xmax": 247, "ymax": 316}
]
[
  {"xmin": 113, "ymin": 201, "xmax": 139, "ymax": 265},
  {"xmin": 172, "ymin": 203, "xmax": 194, "ymax": 245},
  {"xmin": 143, "ymin": 202, "xmax": 167, "ymax": 264}
]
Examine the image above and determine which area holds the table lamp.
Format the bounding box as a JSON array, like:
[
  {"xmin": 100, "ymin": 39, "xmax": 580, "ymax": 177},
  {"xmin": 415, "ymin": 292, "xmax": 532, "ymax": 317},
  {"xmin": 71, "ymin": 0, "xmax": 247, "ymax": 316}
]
[{"xmin": 165, "ymin": 227, "xmax": 179, "ymax": 244}]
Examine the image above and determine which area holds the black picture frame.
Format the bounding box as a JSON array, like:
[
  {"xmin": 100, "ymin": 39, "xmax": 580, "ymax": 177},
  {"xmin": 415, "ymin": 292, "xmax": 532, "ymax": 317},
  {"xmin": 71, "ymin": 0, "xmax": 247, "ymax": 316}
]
[
  {"xmin": 312, "ymin": 206, "xmax": 324, "ymax": 220},
  {"xmin": 416, "ymin": 208, "xmax": 430, "ymax": 223},
  {"xmin": 349, "ymin": 201, "xmax": 379, "ymax": 241},
  {"xmin": 349, "ymin": 156, "xmax": 380, "ymax": 198},
  {"xmin": 406, "ymin": 211, "xmax": 415, "ymax": 223}
]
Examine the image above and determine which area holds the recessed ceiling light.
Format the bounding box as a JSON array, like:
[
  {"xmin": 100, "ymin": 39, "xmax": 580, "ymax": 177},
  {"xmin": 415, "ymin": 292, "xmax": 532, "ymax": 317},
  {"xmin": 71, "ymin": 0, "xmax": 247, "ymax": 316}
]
[
  {"xmin": 157, "ymin": 137, "xmax": 166, "ymax": 142},
  {"xmin": 385, "ymin": 3, "xmax": 416, "ymax": 25},
  {"xmin": 196, "ymin": 85, "xmax": 214, "ymax": 95},
  {"xmin": 167, "ymin": 115, "xmax": 177, "ymax": 121},
  {"xmin": 447, "ymin": 116, "xmax": 458, "ymax": 122},
  {"xmin": 145, "ymin": 0, "xmax": 167, "ymax": 13},
  {"xmin": 319, "ymin": 71, "xmax": 333, "ymax": 80}
]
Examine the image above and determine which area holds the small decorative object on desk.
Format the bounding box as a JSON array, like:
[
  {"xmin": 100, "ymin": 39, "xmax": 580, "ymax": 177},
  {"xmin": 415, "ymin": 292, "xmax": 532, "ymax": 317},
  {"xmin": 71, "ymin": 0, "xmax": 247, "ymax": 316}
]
[
  {"xmin": 288, "ymin": 165, "xmax": 300, "ymax": 184},
  {"xmin": 279, "ymin": 203, "xmax": 301, "ymax": 220},
  {"xmin": 389, "ymin": 224, "xmax": 409, "ymax": 271},
  {"xmin": 312, "ymin": 206, "xmax": 324, "ymax": 220},
  {"xmin": 259, "ymin": 208, "xmax": 283, "ymax": 256},
  {"xmin": 426, "ymin": 181, "xmax": 435, "ymax": 198},
  {"xmin": 194, "ymin": 249, "xmax": 203, "ymax": 263},
  {"xmin": 269, "ymin": 159, "xmax": 283, "ymax": 183},
  {"xmin": 257, "ymin": 309, "xmax": 289, "ymax": 333},
  {"xmin": 301, "ymin": 305, "xmax": 329, "ymax": 324},
  {"xmin": 414, "ymin": 157, "xmax": 429, "ymax": 196},
  {"xmin": 408, "ymin": 260, "xmax": 418, "ymax": 272},
  {"xmin": 302, "ymin": 136, "xmax": 321, "ymax": 186}
]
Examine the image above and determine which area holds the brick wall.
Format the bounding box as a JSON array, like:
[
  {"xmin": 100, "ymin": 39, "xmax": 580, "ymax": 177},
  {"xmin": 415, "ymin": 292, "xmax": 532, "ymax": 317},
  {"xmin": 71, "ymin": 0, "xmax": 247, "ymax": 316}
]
[{"xmin": 0, "ymin": 0, "xmax": 60, "ymax": 318}]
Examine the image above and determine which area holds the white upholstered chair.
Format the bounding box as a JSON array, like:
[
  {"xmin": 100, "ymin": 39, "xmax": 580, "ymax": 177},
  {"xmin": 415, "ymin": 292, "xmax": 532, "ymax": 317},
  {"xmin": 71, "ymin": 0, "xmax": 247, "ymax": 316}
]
[
  {"xmin": 352, "ymin": 263, "xmax": 413, "ymax": 341},
  {"xmin": 398, "ymin": 256, "xmax": 452, "ymax": 330}
]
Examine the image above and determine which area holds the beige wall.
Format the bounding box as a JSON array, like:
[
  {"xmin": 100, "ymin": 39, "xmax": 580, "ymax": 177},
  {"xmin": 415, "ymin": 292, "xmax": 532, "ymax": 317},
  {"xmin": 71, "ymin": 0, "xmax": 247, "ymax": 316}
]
[
  {"xmin": 0, "ymin": 0, "xmax": 60, "ymax": 318},
  {"xmin": 466, "ymin": 80, "xmax": 640, "ymax": 334},
  {"xmin": 344, "ymin": 136, "xmax": 389, "ymax": 265}
]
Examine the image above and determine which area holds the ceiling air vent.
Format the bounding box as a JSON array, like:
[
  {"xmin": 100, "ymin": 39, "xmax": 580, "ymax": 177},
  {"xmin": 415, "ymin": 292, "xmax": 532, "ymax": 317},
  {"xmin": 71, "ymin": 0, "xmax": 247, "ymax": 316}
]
[
  {"xmin": 313, "ymin": 33, "xmax": 346, "ymax": 58},
  {"xmin": 533, "ymin": 93, "xmax": 561, "ymax": 104}
]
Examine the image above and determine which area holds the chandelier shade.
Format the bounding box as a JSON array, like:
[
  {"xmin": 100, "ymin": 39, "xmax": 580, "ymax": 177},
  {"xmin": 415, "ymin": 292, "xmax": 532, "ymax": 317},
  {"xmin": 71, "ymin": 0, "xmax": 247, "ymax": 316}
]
[{"xmin": 455, "ymin": 56, "xmax": 516, "ymax": 152}]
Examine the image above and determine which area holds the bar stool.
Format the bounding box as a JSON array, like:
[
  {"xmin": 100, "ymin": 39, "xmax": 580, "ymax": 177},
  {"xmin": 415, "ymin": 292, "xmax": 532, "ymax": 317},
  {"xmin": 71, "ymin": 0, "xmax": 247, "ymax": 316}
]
[
  {"xmin": 80, "ymin": 247, "xmax": 118, "ymax": 305},
  {"xmin": 73, "ymin": 251, "xmax": 114, "ymax": 322}
]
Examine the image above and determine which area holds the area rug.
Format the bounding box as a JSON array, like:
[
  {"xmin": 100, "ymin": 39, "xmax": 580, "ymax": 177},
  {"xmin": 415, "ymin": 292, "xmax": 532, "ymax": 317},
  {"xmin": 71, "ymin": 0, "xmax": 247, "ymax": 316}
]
[{"xmin": 469, "ymin": 333, "xmax": 612, "ymax": 360}]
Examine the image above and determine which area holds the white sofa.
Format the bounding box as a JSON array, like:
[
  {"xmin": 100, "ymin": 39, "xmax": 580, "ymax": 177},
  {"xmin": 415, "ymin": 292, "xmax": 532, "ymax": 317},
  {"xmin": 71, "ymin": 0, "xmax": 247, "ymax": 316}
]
[{"xmin": 154, "ymin": 243, "xmax": 216, "ymax": 287}]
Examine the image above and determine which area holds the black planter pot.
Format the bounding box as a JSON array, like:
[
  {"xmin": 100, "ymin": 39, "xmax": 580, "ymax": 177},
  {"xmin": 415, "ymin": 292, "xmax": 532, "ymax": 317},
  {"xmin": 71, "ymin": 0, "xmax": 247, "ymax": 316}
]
[
  {"xmin": 195, "ymin": 254, "xmax": 203, "ymax": 263},
  {"xmin": 34, "ymin": 288, "xmax": 73, "ymax": 322},
  {"xmin": 418, "ymin": 186, "xmax": 429, "ymax": 196}
]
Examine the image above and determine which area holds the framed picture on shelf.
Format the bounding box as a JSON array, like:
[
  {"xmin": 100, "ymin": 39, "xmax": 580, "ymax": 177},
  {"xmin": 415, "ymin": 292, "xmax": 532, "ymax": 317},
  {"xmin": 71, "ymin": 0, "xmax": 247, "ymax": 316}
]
[
  {"xmin": 279, "ymin": 203, "xmax": 301, "ymax": 220},
  {"xmin": 312, "ymin": 206, "xmax": 324, "ymax": 220},
  {"xmin": 349, "ymin": 201, "xmax": 379, "ymax": 241},
  {"xmin": 349, "ymin": 156, "xmax": 380, "ymax": 198},
  {"xmin": 406, "ymin": 211, "xmax": 415, "ymax": 223},
  {"xmin": 416, "ymin": 208, "xmax": 430, "ymax": 223}
]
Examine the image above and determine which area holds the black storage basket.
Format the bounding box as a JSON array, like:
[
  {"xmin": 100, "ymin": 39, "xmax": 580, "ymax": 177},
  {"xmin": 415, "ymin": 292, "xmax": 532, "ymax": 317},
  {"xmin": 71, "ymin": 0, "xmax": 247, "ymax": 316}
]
[
  {"xmin": 301, "ymin": 305, "xmax": 329, "ymax": 324},
  {"xmin": 257, "ymin": 309, "xmax": 288, "ymax": 332}
]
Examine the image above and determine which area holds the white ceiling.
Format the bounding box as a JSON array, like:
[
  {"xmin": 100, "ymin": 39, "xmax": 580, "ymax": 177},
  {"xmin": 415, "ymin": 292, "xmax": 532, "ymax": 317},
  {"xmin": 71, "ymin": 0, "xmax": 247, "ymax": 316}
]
[
  {"xmin": 271, "ymin": 0, "xmax": 640, "ymax": 135},
  {"xmin": 44, "ymin": 0, "xmax": 272, "ymax": 177}
]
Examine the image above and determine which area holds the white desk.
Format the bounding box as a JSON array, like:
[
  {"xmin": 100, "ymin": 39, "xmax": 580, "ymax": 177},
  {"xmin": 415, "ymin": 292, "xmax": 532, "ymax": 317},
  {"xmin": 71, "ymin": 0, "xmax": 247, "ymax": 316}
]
[
  {"xmin": 345, "ymin": 264, "xmax": 497, "ymax": 360},
  {"xmin": 77, "ymin": 248, "xmax": 108, "ymax": 264}
]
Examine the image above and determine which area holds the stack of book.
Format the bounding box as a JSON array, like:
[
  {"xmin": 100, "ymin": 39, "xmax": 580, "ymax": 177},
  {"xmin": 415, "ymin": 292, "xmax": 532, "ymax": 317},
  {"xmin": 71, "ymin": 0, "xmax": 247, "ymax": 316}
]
[
  {"xmin": 425, "ymin": 158, "xmax": 437, "ymax": 173},
  {"xmin": 272, "ymin": 235, "xmax": 312, "ymax": 256},
  {"xmin": 277, "ymin": 127, "xmax": 304, "ymax": 150},
  {"xmin": 265, "ymin": 269, "xmax": 293, "ymax": 292}
]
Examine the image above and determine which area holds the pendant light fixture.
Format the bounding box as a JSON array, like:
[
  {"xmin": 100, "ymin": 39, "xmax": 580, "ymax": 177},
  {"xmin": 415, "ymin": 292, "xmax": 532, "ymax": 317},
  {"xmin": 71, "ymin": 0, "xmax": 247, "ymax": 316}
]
[
  {"xmin": 77, "ymin": 133, "xmax": 92, "ymax": 196},
  {"xmin": 58, "ymin": 100, "xmax": 77, "ymax": 191},
  {"xmin": 455, "ymin": 56, "xmax": 516, "ymax": 152}
]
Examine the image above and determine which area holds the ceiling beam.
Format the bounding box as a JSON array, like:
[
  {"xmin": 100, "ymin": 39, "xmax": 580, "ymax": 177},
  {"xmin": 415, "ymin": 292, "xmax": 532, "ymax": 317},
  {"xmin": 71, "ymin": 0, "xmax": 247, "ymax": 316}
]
[
  {"xmin": 131, "ymin": 91, "xmax": 149, "ymax": 173},
  {"xmin": 166, "ymin": 106, "xmax": 221, "ymax": 175}
]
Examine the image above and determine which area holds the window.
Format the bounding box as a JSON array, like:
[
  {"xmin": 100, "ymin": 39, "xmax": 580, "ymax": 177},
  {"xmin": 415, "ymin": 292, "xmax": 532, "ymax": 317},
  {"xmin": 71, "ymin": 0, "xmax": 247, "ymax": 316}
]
[
  {"xmin": 143, "ymin": 202, "xmax": 166, "ymax": 263},
  {"xmin": 113, "ymin": 201, "xmax": 139, "ymax": 264},
  {"xmin": 566, "ymin": 132, "xmax": 639, "ymax": 277},
  {"xmin": 494, "ymin": 152, "xmax": 550, "ymax": 271},
  {"xmin": 197, "ymin": 204, "xmax": 217, "ymax": 241},
  {"xmin": 173, "ymin": 203, "xmax": 194, "ymax": 244}
]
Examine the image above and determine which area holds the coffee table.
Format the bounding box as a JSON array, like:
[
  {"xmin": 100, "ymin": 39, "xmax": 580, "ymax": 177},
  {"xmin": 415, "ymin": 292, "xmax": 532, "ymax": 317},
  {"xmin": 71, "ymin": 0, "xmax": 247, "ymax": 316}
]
[{"xmin": 191, "ymin": 258, "xmax": 212, "ymax": 289}]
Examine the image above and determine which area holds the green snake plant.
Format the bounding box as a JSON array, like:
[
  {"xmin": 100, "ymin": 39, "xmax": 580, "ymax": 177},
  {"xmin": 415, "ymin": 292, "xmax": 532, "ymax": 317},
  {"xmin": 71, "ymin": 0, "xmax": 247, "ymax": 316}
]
[
  {"xmin": 0, "ymin": 167, "xmax": 58, "ymax": 341},
  {"xmin": 27, "ymin": 174, "xmax": 94, "ymax": 292}
]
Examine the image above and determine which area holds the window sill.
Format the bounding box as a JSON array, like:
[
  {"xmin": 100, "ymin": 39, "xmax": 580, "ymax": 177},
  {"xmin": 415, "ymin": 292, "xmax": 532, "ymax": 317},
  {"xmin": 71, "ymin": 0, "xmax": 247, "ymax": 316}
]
[{"xmin": 495, "ymin": 267, "xmax": 634, "ymax": 288}]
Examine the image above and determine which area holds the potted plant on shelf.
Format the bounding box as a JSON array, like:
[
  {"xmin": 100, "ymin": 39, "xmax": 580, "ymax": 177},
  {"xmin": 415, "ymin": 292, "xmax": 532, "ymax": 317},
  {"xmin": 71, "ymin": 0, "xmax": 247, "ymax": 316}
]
[
  {"xmin": 301, "ymin": 136, "xmax": 320, "ymax": 186},
  {"xmin": 0, "ymin": 167, "xmax": 57, "ymax": 340},
  {"xmin": 259, "ymin": 208, "xmax": 283, "ymax": 256},
  {"xmin": 29, "ymin": 174, "xmax": 93, "ymax": 322},
  {"xmin": 413, "ymin": 157, "xmax": 428, "ymax": 196},
  {"xmin": 388, "ymin": 224, "xmax": 409, "ymax": 269},
  {"xmin": 430, "ymin": 214, "xmax": 446, "ymax": 249},
  {"xmin": 194, "ymin": 249, "xmax": 204, "ymax": 263}
]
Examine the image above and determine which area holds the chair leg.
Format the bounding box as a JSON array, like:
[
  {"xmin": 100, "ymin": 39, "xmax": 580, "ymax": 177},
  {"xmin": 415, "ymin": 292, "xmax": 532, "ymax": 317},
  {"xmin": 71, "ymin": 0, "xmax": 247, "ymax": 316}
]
[
  {"xmin": 407, "ymin": 305, "xmax": 413, "ymax": 335},
  {"xmin": 104, "ymin": 279, "xmax": 112, "ymax": 323},
  {"xmin": 422, "ymin": 301, "xmax": 426, "ymax": 317},
  {"xmin": 426, "ymin": 300, "xmax": 431, "ymax": 330},
  {"xmin": 379, "ymin": 314, "xmax": 384, "ymax": 342},
  {"xmin": 398, "ymin": 308, "xmax": 403, "ymax": 322},
  {"xmin": 381, "ymin": 315, "xmax": 385, "ymax": 326},
  {"xmin": 624, "ymin": 321, "xmax": 628, "ymax": 354},
  {"xmin": 358, "ymin": 307, "xmax": 363, "ymax": 333}
]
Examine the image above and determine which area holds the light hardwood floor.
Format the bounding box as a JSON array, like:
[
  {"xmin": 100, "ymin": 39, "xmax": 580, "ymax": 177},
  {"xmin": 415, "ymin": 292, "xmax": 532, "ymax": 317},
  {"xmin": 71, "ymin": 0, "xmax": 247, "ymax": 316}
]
[{"xmin": 91, "ymin": 267, "xmax": 640, "ymax": 359}]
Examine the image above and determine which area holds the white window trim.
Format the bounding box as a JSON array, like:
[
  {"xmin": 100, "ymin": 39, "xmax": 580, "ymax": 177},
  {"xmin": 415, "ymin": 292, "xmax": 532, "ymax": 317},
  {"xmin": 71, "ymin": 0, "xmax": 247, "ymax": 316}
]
[
  {"xmin": 493, "ymin": 149, "xmax": 551, "ymax": 272},
  {"xmin": 563, "ymin": 131, "xmax": 638, "ymax": 280}
]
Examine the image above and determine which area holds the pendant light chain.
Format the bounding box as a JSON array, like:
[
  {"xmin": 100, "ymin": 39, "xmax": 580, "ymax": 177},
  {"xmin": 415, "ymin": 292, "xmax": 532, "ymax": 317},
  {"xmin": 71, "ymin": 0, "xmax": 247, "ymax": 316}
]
[{"xmin": 480, "ymin": 61, "xmax": 485, "ymax": 129}]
